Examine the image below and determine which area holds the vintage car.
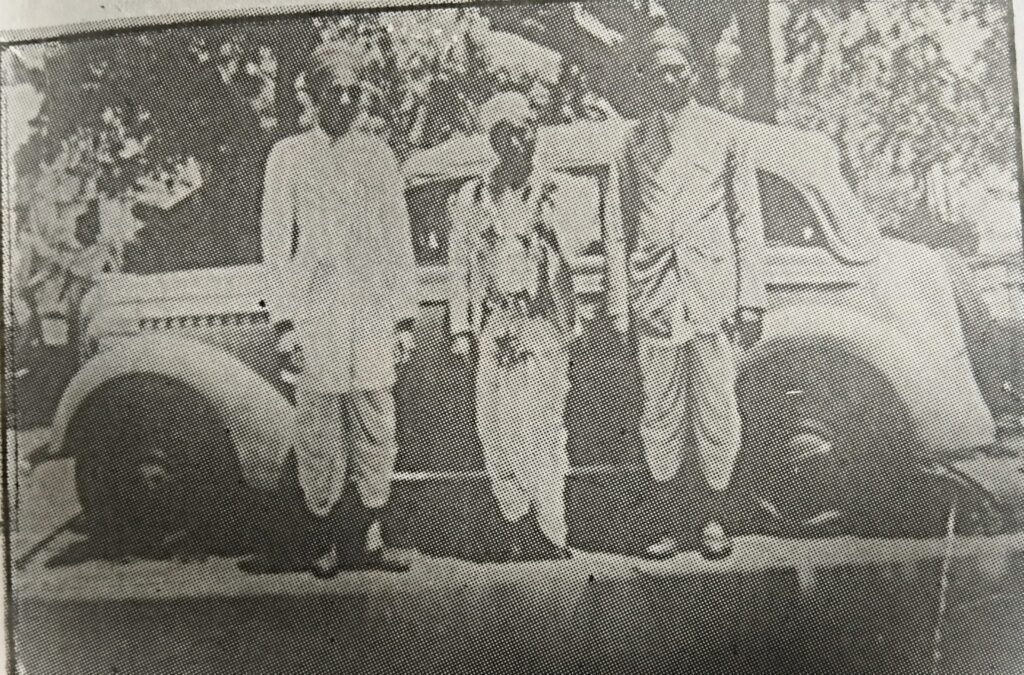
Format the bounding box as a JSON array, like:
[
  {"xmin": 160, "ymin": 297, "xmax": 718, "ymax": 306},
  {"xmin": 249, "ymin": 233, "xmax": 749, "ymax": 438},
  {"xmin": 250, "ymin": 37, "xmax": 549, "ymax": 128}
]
[{"xmin": 42, "ymin": 118, "xmax": 1016, "ymax": 551}]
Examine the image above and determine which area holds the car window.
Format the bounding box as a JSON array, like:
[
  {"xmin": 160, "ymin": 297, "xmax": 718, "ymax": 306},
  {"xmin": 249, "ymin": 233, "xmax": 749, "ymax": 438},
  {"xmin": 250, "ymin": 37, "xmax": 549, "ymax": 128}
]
[
  {"xmin": 758, "ymin": 170, "xmax": 825, "ymax": 247},
  {"xmin": 406, "ymin": 169, "xmax": 605, "ymax": 265},
  {"xmin": 406, "ymin": 179, "xmax": 464, "ymax": 266},
  {"xmin": 548, "ymin": 169, "xmax": 605, "ymax": 258}
]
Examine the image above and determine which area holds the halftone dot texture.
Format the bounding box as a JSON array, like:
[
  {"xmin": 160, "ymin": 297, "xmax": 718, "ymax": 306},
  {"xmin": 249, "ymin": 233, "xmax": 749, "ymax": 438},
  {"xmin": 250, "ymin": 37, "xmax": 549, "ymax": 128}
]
[{"xmin": 6, "ymin": 0, "xmax": 1023, "ymax": 672}]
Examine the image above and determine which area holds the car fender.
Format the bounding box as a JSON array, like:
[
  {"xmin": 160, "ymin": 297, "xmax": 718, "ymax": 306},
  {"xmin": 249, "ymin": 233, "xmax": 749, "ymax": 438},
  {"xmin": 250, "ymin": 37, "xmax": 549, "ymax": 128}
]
[
  {"xmin": 739, "ymin": 305, "xmax": 996, "ymax": 454},
  {"xmin": 49, "ymin": 334, "xmax": 295, "ymax": 491}
]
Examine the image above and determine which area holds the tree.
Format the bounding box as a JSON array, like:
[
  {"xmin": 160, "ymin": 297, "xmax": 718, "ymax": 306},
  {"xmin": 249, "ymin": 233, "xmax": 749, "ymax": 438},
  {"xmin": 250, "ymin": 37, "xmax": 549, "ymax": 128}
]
[
  {"xmin": 776, "ymin": 0, "xmax": 1016, "ymax": 253},
  {"xmin": 15, "ymin": 23, "xmax": 290, "ymax": 270},
  {"xmin": 14, "ymin": 8, "xmax": 596, "ymax": 182},
  {"xmin": 736, "ymin": 0, "xmax": 776, "ymax": 122},
  {"xmin": 482, "ymin": 1, "xmax": 782, "ymax": 123},
  {"xmin": 15, "ymin": 1, "xmax": 1014, "ymax": 270},
  {"xmin": 311, "ymin": 10, "xmax": 496, "ymax": 157},
  {"xmin": 14, "ymin": 8, "xmax": 596, "ymax": 271}
]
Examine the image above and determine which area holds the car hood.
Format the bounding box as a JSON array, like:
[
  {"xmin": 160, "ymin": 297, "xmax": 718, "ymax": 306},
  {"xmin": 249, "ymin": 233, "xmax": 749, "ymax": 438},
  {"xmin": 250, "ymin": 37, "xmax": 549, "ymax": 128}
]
[{"xmin": 88, "ymin": 264, "xmax": 271, "ymax": 325}]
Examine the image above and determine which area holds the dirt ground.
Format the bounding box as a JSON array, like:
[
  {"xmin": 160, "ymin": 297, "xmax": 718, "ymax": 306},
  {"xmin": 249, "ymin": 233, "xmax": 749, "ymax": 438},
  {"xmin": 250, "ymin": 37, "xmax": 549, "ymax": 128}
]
[{"xmin": 7, "ymin": 436, "xmax": 1024, "ymax": 673}]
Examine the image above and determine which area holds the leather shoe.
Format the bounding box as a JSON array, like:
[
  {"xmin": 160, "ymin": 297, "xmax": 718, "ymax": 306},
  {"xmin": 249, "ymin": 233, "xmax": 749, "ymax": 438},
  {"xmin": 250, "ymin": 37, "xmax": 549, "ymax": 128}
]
[
  {"xmin": 310, "ymin": 544, "xmax": 340, "ymax": 579},
  {"xmin": 509, "ymin": 512, "xmax": 571, "ymax": 562},
  {"xmin": 362, "ymin": 548, "xmax": 411, "ymax": 572},
  {"xmin": 643, "ymin": 535, "xmax": 679, "ymax": 560},
  {"xmin": 698, "ymin": 521, "xmax": 733, "ymax": 561}
]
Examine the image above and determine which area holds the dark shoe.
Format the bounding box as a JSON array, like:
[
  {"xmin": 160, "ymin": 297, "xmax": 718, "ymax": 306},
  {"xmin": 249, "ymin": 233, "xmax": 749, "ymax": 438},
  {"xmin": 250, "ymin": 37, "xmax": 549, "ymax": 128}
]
[
  {"xmin": 361, "ymin": 547, "xmax": 411, "ymax": 572},
  {"xmin": 643, "ymin": 535, "xmax": 679, "ymax": 560},
  {"xmin": 310, "ymin": 544, "xmax": 340, "ymax": 579},
  {"xmin": 333, "ymin": 499, "xmax": 409, "ymax": 572},
  {"xmin": 488, "ymin": 515, "xmax": 527, "ymax": 563},
  {"xmin": 514, "ymin": 535, "xmax": 572, "ymax": 562},
  {"xmin": 507, "ymin": 511, "xmax": 571, "ymax": 562},
  {"xmin": 698, "ymin": 521, "xmax": 733, "ymax": 561},
  {"xmin": 494, "ymin": 542, "xmax": 523, "ymax": 564},
  {"xmin": 308, "ymin": 511, "xmax": 341, "ymax": 579},
  {"xmin": 330, "ymin": 491, "xmax": 370, "ymax": 565}
]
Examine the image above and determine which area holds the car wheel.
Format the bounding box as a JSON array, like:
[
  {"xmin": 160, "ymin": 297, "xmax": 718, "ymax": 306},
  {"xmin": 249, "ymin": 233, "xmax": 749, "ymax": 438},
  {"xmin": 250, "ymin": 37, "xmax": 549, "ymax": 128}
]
[
  {"xmin": 69, "ymin": 375, "xmax": 245, "ymax": 554},
  {"xmin": 891, "ymin": 459, "xmax": 1011, "ymax": 536},
  {"xmin": 736, "ymin": 342, "xmax": 917, "ymax": 536}
]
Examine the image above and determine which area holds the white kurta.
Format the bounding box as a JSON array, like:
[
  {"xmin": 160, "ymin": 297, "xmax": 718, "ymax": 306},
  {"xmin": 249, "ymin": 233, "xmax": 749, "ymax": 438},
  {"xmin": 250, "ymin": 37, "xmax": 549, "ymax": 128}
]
[
  {"xmin": 260, "ymin": 127, "xmax": 418, "ymax": 394},
  {"xmin": 260, "ymin": 127, "xmax": 418, "ymax": 515}
]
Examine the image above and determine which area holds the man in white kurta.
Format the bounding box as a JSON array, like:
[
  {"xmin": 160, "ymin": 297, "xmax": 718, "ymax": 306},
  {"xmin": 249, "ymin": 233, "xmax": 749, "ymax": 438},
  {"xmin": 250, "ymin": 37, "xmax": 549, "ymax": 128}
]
[
  {"xmin": 260, "ymin": 42, "xmax": 418, "ymax": 575},
  {"xmin": 449, "ymin": 93, "xmax": 576, "ymax": 561},
  {"xmin": 607, "ymin": 26, "xmax": 767, "ymax": 560}
]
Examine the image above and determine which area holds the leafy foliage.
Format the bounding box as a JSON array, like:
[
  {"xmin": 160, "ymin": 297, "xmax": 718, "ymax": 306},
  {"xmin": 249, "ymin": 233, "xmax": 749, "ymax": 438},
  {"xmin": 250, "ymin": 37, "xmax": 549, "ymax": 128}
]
[
  {"xmin": 14, "ymin": 8, "xmax": 613, "ymax": 273},
  {"xmin": 11, "ymin": 1, "xmax": 1018, "ymax": 272},
  {"xmin": 310, "ymin": 10, "xmax": 495, "ymax": 157},
  {"xmin": 19, "ymin": 26, "xmax": 278, "ymax": 197},
  {"xmin": 16, "ymin": 9, "xmax": 595, "ymax": 199},
  {"xmin": 12, "ymin": 23, "xmax": 297, "ymax": 270},
  {"xmin": 775, "ymin": 0, "xmax": 1016, "ymax": 253}
]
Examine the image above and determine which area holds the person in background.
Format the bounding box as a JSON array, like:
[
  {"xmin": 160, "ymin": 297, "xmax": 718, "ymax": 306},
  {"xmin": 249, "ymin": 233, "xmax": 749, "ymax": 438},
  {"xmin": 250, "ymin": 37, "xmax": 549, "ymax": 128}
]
[
  {"xmin": 259, "ymin": 41, "xmax": 418, "ymax": 577},
  {"xmin": 448, "ymin": 92, "xmax": 576, "ymax": 561},
  {"xmin": 606, "ymin": 25, "xmax": 767, "ymax": 560}
]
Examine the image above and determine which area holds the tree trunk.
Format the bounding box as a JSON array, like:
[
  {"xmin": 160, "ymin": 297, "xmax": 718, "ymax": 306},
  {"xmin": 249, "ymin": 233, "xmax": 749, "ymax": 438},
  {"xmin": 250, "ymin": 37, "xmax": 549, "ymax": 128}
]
[
  {"xmin": 477, "ymin": 2, "xmax": 776, "ymax": 121},
  {"xmin": 272, "ymin": 24, "xmax": 318, "ymax": 138},
  {"xmin": 736, "ymin": 0, "xmax": 776, "ymax": 123},
  {"xmin": 662, "ymin": 0, "xmax": 731, "ymax": 109}
]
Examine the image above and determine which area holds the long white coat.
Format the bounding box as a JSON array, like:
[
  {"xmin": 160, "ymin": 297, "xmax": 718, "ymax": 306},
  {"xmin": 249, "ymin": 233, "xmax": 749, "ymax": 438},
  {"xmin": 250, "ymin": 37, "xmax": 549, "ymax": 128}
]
[
  {"xmin": 260, "ymin": 127, "xmax": 418, "ymax": 393},
  {"xmin": 607, "ymin": 103, "xmax": 767, "ymax": 342}
]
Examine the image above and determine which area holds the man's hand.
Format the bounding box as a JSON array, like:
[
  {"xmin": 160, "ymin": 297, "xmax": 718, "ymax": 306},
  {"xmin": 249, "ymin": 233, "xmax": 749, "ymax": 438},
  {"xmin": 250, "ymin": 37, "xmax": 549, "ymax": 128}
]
[
  {"xmin": 395, "ymin": 328, "xmax": 415, "ymax": 365},
  {"xmin": 731, "ymin": 307, "xmax": 764, "ymax": 349},
  {"xmin": 451, "ymin": 333, "xmax": 474, "ymax": 366},
  {"xmin": 612, "ymin": 314, "xmax": 629, "ymax": 337},
  {"xmin": 276, "ymin": 329, "xmax": 304, "ymax": 383}
]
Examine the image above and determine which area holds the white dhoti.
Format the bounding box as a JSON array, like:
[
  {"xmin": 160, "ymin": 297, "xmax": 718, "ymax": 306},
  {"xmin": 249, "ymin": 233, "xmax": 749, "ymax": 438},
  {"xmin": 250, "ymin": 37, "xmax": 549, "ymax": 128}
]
[
  {"xmin": 294, "ymin": 386, "xmax": 399, "ymax": 518},
  {"xmin": 476, "ymin": 317, "xmax": 571, "ymax": 548},
  {"xmin": 637, "ymin": 331, "xmax": 741, "ymax": 491}
]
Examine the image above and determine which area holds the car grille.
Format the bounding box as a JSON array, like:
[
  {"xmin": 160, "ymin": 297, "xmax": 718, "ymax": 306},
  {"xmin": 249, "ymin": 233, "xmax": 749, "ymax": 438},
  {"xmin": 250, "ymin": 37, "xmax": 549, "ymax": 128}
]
[{"xmin": 138, "ymin": 312, "xmax": 270, "ymax": 331}]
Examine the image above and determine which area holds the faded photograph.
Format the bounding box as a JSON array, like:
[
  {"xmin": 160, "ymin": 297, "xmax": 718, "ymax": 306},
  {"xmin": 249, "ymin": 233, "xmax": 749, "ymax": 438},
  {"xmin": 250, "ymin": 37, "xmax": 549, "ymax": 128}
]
[{"xmin": 3, "ymin": 0, "xmax": 1023, "ymax": 672}]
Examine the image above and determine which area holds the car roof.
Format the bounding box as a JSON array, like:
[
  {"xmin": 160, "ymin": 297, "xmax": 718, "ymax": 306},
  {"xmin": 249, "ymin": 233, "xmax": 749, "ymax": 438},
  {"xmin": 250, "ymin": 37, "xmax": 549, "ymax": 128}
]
[
  {"xmin": 406, "ymin": 115, "xmax": 842, "ymax": 186},
  {"xmin": 403, "ymin": 116, "xmax": 881, "ymax": 263},
  {"xmin": 402, "ymin": 119, "xmax": 634, "ymax": 188}
]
